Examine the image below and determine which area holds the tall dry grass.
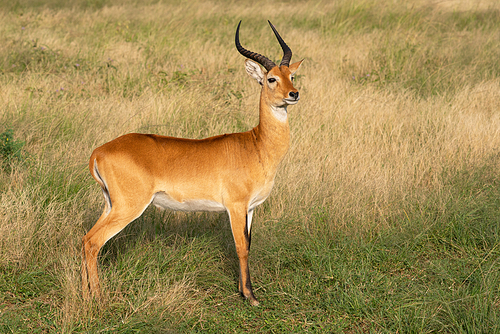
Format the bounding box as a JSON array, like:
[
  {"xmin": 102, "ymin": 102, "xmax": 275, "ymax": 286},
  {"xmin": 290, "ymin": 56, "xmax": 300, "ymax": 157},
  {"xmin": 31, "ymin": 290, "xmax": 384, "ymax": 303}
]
[{"xmin": 1, "ymin": 0, "xmax": 499, "ymax": 330}]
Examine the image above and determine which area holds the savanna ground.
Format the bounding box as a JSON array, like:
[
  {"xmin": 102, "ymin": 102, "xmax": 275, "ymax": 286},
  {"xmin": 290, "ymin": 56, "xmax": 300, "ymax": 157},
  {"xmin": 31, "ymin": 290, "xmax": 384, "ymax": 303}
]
[{"xmin": 1, "ymin": 0, "xmax": 500, "ymax": 332}]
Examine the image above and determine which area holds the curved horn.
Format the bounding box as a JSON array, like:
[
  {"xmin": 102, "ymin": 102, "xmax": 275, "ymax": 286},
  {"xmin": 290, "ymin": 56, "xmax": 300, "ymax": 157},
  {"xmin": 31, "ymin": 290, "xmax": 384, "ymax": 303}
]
[
  {"xmin": 235, "ymin": 21, "xmax": 276, "ymax": 72},
  {"xmin": 268, "ymin": 20, "xmax": 292, "ymax": 67}
]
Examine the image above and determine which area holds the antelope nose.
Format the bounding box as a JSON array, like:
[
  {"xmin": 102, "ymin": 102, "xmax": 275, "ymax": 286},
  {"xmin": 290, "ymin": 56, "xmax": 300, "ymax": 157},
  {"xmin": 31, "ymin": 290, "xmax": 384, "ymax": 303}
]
[{"xmin": 289, "ymin": 91, "xmax": 299, "ymax": 100}]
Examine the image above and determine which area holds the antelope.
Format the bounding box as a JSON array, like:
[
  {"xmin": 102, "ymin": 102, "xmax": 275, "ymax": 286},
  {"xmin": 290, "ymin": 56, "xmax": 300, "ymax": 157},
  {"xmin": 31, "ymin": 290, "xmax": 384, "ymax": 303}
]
[{"xmin": 81, "ymin": 20, "xmax": 303, "ymax": 306}]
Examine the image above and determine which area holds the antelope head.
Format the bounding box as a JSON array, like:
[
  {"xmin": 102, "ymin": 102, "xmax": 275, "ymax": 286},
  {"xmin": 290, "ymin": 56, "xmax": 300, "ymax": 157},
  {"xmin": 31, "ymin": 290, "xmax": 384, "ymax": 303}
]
[{"xmin": 235, "ymin": 21, "xmax": 303, "ymax": 110}]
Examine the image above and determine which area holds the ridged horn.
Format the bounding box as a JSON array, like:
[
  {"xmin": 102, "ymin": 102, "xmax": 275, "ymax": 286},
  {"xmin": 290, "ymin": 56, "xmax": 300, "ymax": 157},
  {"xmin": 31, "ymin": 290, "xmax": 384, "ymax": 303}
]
[
  {"xmin": 235, "ymin": 21, "xmax": 277, "ymax": 72},
  {"xmin": 268, "ymin": 20, "xmax": 292, "ymax": 67}
]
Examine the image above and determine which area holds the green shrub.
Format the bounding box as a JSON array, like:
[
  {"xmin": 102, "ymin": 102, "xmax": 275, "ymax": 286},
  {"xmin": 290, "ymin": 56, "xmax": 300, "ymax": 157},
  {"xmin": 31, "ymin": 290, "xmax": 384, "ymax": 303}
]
[{"xmin": 0, "ymin": 129, "xmax": 25, "ymax": 171}]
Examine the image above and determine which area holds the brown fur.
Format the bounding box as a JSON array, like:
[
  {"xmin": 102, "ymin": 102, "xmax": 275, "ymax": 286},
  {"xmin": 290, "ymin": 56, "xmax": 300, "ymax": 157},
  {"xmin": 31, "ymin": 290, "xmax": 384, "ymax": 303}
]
[{"xmin": 82, "ymin": 37, "xmax": 302, "ymax": 306}]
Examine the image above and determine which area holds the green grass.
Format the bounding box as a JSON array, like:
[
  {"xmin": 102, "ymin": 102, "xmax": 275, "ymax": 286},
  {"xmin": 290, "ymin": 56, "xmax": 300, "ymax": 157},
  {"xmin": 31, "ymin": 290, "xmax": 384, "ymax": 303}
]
[
  {"xmin": 2, "ymin": 161, "xmax": 499, "ymax": 332},
  {"xmin": 1, "ymin": 0, "xmax": 500, "ymax": 332}
]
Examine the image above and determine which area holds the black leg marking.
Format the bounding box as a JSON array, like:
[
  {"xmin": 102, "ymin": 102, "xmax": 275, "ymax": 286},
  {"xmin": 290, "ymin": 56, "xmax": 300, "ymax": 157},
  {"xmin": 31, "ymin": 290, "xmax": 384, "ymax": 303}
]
[
  {"xmin": 244, "ymin": 213, "xmax": 252, "ymax": 250},
  {"xmin": 244, "ymin": 266, "xmax": 253, "ymax": 292}
]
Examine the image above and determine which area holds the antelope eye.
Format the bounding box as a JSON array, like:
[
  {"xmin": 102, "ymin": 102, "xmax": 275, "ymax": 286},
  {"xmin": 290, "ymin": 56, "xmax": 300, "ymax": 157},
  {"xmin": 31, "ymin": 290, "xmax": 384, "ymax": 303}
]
[{"xmin": 267, "ymin": 78, "xmax": 276, "ymax": 83}]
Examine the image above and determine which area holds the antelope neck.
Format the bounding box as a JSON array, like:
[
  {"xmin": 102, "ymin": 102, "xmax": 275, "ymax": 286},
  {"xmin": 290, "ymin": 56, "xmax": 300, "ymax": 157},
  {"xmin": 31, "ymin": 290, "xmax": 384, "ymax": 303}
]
[{"xmin": 251, "ymin": 97, "xmax": 290, "ymax": 171}]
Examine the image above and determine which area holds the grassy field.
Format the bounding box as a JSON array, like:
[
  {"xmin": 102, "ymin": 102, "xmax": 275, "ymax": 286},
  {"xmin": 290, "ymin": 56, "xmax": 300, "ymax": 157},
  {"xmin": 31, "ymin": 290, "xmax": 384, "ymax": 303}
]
[{"xmin": 1, "ymin": 0, "xmax": 500, "ymax": 332}]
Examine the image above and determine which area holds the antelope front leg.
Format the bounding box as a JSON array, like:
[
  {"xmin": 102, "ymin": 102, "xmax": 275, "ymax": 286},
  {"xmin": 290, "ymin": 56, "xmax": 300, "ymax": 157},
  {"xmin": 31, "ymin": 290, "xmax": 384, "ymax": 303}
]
[{"xmin": 228, "ymin": 205, "xmax": 259, "ymax": 306}]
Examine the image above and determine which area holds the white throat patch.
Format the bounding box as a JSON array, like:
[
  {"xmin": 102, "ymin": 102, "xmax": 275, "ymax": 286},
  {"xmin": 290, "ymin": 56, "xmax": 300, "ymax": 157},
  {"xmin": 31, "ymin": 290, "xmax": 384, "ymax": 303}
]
[{"xmin": 271, "ymin": 105, "xmax": 288, "ymax": 123}]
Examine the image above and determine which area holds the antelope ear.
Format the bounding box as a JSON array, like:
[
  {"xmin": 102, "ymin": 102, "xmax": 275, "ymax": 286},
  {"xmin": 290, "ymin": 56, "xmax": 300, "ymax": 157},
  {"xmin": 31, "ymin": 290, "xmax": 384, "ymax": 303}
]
[
  {"xmin": 288, "ymin": 59, "xmax": 303, "ymax": 75},
  {"xmin": 245, "ymin": 59, "xmax": 265, "ymax": 85}
]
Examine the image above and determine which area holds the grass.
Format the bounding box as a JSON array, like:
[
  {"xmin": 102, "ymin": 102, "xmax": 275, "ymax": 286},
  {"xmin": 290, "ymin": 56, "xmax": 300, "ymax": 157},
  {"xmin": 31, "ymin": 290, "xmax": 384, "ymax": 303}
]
[{"xmin": 1, "ymin": 0, "xmax": 500, "ymax": 332}]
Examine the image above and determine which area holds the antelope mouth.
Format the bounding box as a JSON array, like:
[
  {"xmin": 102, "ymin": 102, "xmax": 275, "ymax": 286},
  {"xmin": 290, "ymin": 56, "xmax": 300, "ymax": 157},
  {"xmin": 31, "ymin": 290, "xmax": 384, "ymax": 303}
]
[{"xmin": 284, "ymin": 97, "xmax": 300, "ymax": 105}]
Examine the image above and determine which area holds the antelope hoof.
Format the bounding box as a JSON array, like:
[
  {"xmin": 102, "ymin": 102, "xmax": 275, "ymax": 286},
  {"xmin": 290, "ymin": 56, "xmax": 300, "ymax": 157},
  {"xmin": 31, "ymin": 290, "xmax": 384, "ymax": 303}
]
[
  {"xmin": 82, "ymin": 287, "xmax": 91, "ymax": 301},
  {"xmin": 249, "ymin": 297, "xmax": 260, "ymax": 307},
  {"xmin": 242, "ymin": 291, "xmax": 259, "ymax": 306}
]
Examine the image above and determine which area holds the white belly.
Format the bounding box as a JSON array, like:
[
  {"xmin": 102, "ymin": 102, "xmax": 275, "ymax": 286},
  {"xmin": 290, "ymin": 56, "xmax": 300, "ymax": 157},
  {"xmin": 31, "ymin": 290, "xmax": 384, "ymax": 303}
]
[
  {"xmin": 152, "ymin": 192, "xmax": 226, "ymax": 212},
  {"xmin": 248, "ymin": 181, "xmax": 274, "ymax": 211}
]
